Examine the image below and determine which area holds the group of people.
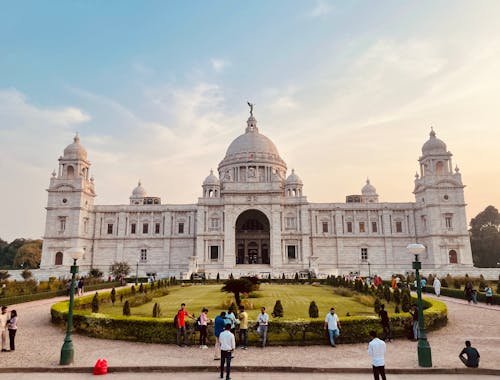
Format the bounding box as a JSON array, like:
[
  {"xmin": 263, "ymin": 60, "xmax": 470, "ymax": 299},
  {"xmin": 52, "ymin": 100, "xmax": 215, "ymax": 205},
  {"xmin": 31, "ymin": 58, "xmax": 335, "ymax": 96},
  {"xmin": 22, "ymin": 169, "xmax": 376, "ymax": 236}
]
[
  {"xmin": 0, "ymin": 306, "xmax": 17, "ymax": 352},
  {"xmin": 65, "ymin": 278, "xmax": 85, "ymax": 296}
]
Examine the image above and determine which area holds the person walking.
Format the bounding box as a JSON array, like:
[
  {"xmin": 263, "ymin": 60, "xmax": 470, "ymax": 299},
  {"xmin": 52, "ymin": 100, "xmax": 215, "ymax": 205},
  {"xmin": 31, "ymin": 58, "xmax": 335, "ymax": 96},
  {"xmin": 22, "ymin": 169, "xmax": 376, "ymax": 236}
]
[
  {"xmin": 324, "ymin": 307, "xmax": 341, "ymax": 347},
  {"xmin": 199, "ymin": 308, "xmax": 209, "ymax": 349},
  {"xmin": 465, "ymin": 282, "xmax": 473, "ymax": 303},
  {"xmin": 238, "ymin": 305, "xmax": 248, "ymax": 349},
  {"xmin": 257, "ymin": 306, "xmax": 269, "ymax": 348},
  {"xmin": 485, "ymin": 285, "xmax": 493, "ymax": 305},
  {"xmin": 219, "ymin": 324, "xmax": 235, "ymax": 380},
  {"xmin": 213, "ymin": 311, "xmax": 226, "ymax": 360},
  {"xmin": 410, "ymin": 304, "xmax": 418, "ymax": 340},
  {"xmin": 0, "ymin": 306, "xmax": 8, "ymax": 352},
  {"xmin": 175, "ymin": 303, "xmax": 195, "ymax": 347},
  {"xmin": 368, "ymin": 330, "xmax": 387, "ymax": 380},
  {"xmin": 7, "ymin": 309, "xmax": 17, "ymax": 351},
  {"xmin": 459, "ymin": 340, "xmax": 480, "ymax": 367},
  {"xmin": 77, "ymin": 278, "xmax": 84, "ymax": 296},
  {"xmin": 378, "ymin": 304, "xmax": 392, "ymax": 342},
  {"xmin": 433, "ymin": 277, "xmax": 441, "ymax": 297}
]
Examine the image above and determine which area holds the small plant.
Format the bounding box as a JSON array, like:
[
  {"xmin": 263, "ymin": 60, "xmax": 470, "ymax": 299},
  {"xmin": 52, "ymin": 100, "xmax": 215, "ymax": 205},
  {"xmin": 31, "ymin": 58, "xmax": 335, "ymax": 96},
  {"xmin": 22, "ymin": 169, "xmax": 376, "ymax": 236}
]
[
  {"xmin": 272, "ymin": 300, "xmax": 284, "ymax": 318},
  {"xmin": 152, "ymin": 302, "xmax": 161, "ymax": 318},
  {"xmin": 309, "ymin": 301, "xmax": 319, "ymax": 318},
  {"xmin": 123, "ymin": 300, "xmax": 131, "ymax": 316},
  {"xmin": 91, "ymin": 292, "xmax": 99, "ymax": 313},
  {"xmin": 453, "ymin": 279, "xmax": 461, "ymax": 289},
  {"xmin": 110, "ymin": 288, "xmax": 116, "ymax": 306}
]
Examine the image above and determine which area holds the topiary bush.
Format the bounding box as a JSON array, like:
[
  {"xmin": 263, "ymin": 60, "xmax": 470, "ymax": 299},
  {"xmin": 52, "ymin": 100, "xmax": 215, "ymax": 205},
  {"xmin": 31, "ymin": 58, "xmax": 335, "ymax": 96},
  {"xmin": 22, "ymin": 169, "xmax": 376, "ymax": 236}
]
[
  {"xmin": 123, "ymin": 300, "xmax": 131, "ymax": 316},
  {"xmin": 91, "ymin": 292, "xmax": 99, "ymax": 313},
  {"xmin": 383, "ymin": 285, "xmax": 391, "ymax": 303},
  {"xmin": 401, "ymin": 289, "xmax": 411, "ymax": 312},
  {"xmin": 374, "ymin": 297, "xmax": 381, "ymax": 314},
  {"xmin": 272, "ymin": 300, "xmax": 284, "ymax": 318},
  {"xmin": 152, "ymin": 302, "xmax": 161, "ymax": 318},
  {"xmin": 110, "ymin": 288, "xmax": 116, "ymax": 306},
  {"xmin": 309, "ymin": 301, "xmax": 319, "ymax": 318}
]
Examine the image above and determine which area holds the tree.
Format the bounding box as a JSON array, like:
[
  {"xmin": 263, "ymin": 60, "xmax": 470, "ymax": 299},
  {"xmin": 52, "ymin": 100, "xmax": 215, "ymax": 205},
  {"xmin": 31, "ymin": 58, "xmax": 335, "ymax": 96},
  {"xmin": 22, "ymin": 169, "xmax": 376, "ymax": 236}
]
[
  {"xmin": 309, "ymin": 301, "xmax": 319, "ymax": 318},
  {"xmin": 21, "ymin": 269, "xmax": 33, "ymax": 281},
  {"xmin": 89, "ymin": 268, "xmax": 103, "ymax": 278},
  {"xmin": 0, "ymin": 238, "xmax": 25, "ymax": 267},
  {"xmin": 13, "ymin": 240, "xmax": 42, "ymax": 269},
  {"xmin": 92, "ymin": 292, "xmax": 99, "ymax": 313},
  {"xmin": 272, "ymin": 300, "xmax": 284, "ymax": 318},
  {"xmin": 469, "ymin": 206, "xmax": 500, "ymax": 267},
  {"xmin": 0, "ymin": 270, "xmax": 10, "ymax": 281},
  {"xmin": 221, "ymin": 278, "xmax": 252, "ymax": 306},
  {"xmin": 109, "ymin": 261, "xmax": 131, "ymax": 280}
]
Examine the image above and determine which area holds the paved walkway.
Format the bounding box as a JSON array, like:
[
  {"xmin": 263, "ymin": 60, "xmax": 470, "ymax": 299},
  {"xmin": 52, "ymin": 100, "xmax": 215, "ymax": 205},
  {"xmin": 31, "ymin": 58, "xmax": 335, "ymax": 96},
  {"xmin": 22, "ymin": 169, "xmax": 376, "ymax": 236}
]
[{"xmin": 0, "ymin": 290, "xmax": 499, "ymax": 372}]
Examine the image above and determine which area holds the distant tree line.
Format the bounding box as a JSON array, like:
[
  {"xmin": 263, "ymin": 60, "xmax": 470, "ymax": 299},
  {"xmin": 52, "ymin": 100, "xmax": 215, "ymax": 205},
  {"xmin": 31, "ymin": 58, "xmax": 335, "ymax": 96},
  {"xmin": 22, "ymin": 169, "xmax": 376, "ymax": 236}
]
[{"xmin": 0, "ymin": 238, "xmax": 42, "ymax": 269}]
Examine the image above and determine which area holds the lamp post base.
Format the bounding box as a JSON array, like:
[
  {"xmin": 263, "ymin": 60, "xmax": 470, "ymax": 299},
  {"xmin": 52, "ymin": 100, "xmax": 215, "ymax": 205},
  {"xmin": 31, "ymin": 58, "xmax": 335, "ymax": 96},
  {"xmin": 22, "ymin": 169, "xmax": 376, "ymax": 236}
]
[
  {"xmin": 60, "ymin": 338, "xmax": 74, "ymax": 365},
  {"xmin": 417, "ymin": 338, "xmax": 432, "ymax": 367}
]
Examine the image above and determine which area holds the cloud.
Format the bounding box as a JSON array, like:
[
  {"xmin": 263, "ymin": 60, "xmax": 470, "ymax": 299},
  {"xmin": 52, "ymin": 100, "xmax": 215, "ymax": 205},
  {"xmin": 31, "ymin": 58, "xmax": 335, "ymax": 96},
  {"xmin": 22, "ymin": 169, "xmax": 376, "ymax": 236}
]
[
  {"xmin": 308, "ymin": 0, "xmax": 332, "ymax": 18},
  {"xmin": 210, "ymin": 58, "xmax": 231, "ymax": 73}
]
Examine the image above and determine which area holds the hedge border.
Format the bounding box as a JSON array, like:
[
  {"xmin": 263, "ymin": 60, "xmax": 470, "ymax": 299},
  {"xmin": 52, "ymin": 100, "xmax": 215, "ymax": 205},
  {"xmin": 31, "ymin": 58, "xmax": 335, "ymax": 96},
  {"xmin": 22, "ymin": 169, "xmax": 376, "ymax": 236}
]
[
  {"xmin": 51, "ymin": 287, "xmax": 447, "ymax": 345},
  {"xmin": 423, "ymin": 286, "xmax": 499, "ymax": 304}
]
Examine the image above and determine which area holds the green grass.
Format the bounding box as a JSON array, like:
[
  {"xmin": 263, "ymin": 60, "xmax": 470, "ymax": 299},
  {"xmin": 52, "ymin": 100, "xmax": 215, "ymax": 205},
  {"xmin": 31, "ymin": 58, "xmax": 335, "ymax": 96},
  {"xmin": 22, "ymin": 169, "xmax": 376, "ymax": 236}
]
[{"xmin": 98, "ymin": 284, "xmax": 378, "ymax": 321}]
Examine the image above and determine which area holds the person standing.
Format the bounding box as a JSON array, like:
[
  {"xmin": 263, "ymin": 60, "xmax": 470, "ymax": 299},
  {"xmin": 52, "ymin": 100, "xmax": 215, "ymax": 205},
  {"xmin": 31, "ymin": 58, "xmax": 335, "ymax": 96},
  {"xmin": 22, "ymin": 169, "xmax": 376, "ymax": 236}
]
[
  {"xmin": 0, "ymin": 306, "xmax": 8, "ymax": 352},
  {"xmin": 410, "ymin": 304, "xmax": 418, "ymax": 340},
  {"xmin": 226, "ymin": 306, "xmax": 237, "ymax": 334},
  {"xmin": 324, "ymin": 307, "xmax": 341, "ymax": 347},
  {"xmin": 433, "ymin": 277, "xmax": 441, "ymax": 297},
  {"xmin": 7, "ymin": 310, "xmax": 17, "ymax": 351},
  {"xmin": 257, "ymin": 306, "xmax": 269, "ymax": 348},
  {"xmin": 199, "ymin": 308, "xmax": 209, "ymax": 349},
  {"xmin": 219, "ymin": 324, "xmax": 235, "ymax": 380},
  {"xmin": 459, "ymin": 340, "xmax": 480, "ymax": 367},
  {"xmin": 465, "ymin": 282, "xmax": 473, "ymax": 303},
  {"xmin": 368, "ymin": 330, "xmax": 387, "ymax": 380},
  {"xmin": 176, "ymin": 303, "xmax": 195, "ymax": 347},
  {"xmin": 213, "ymin": 311, "xmax": 226, "ymax": 360},
  {"xmin": 238, "ymin": 305, "xmax": 248, "ymax": 349},
  {"xmin": 378, "ymin": 304, "xmax": 391, "ymax": 342},
  {"xmin": 485, "ymin": 285, "xmax": 493, "ymax": 305}
]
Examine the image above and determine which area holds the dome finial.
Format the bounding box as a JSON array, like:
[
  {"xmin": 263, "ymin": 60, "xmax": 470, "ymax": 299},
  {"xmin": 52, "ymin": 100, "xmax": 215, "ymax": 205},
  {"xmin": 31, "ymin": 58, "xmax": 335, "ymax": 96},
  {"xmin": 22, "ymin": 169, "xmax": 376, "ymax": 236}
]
[
  {"xmin": 247, "ymin": 101, "xmax": 255, "ymax": 117},
  {"xmin": 245, "ymin": 101, "xmax": 258, "ymax": 133},
  {"xmin": 430, "ymin": 126, "xmax": 436, "ymax": 137},
  {"xmin": 74, "ymin": 132, "xmax": 80, "ymax": 143}
]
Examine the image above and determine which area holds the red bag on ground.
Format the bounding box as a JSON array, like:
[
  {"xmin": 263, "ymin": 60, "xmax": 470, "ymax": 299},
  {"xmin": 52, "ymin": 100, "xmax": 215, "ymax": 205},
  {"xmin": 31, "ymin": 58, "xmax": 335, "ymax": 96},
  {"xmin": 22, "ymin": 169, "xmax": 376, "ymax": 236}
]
[{"xmin": 93, "ymin": 358, "xmax": 108, "ymax": 375}]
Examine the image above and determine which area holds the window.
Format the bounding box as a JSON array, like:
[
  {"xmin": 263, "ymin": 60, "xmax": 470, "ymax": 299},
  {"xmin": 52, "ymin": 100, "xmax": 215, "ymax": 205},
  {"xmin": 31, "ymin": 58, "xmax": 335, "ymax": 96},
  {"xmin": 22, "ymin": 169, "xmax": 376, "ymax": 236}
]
[
  {"xmin": 395, "ymin": 221, "xmax": 402, "ymax": 233},
  {"xmin": 210, "ymin": 218, "xmax": 219, "ymax": 229},
  {"xmin": 107, "ymin": 223, "xmax": 113, "ymax": 234},
  {"xmin": 140, "ymin": 249, "xmax": 147, "ymax": 262},
  {"xmin": 371, "ymin": 221, "xmax": 377, "ymax": 233},
  {"xmin": 59, "ymin": 217, "xmax": 66, "ymax": 233},
  {"xmin": 285, "ymin": 217, "xmax": 296, "ymax": 230},
  {"xmin": 131, "ymin": 223, "xmax": 136, "ymax": 234},
  {"xmin": 178, "ymin": 222, "xmax": 184, "ymax": 234},
  {"xmin": 346, "ymin": 221, "xmax": 353, "ymax": 233},
  {"xmin": 55, "ymin": 251, "xmax": 63, "ymax": 265},
  {"xmin": 448, "ymin": 249, "xmax": 458, "ymax": 264},
  {"xmin": 322, "ymin": 222, "xmax": 328, "ymax": 233},
  {"xmin": 155, "ymin": 223, "xmax": 160, "ymax": 234},
  {"xmin": 210, "ymin": 246, "xmax": 219, "ymax": 261},
  {"xmin": 287, "ymin": 245, "xmax": 296, "ymax": 260},
  {"xmin": 359, "ymin": 222, "xmax": 365, "ymax": 233},
  {"xmin": 143, "ymin": 223, "xmax": 149, "ymax": 234},
  {"xmin": 83, "ymin": 218, "xmax": 89, "ymax": 234},
  {"xmin": 421, "ymin": 216, "xmax": 427, "ymax": 231},
  {"xmin": 361, "ymin": 248, "xmax": 368, "ymax": 262},
  {"xmin": 445, "ymin": 215, "xmax": 453, "ymax": 229}
]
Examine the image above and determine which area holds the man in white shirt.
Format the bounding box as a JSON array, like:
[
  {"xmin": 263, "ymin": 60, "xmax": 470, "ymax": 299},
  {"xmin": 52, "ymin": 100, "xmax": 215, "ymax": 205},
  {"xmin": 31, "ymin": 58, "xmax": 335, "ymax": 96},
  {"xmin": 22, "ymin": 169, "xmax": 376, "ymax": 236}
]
[
  {"xmin": 219, "ymin": 324, "xmax": 235, "ymax": 380},
  {"xmin": 368, "ymin": 330, "xmax": 387, "ymax": 380},
  {"xmin": 257, "ymin": 307, "xmax": 269, "ymax": 347},
  {"xmin": 0, "ymin": 306, "xmax": 8, "ymax": 352},
  {"xmin": 324, "ymin": 307, "xmax": 341, "ymax": 347}
]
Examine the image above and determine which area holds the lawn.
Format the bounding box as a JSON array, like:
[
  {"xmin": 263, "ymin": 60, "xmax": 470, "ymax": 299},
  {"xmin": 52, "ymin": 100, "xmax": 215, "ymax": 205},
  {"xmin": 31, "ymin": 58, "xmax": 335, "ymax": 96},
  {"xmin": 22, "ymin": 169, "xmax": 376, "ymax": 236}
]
[{"xmin": 98, "ymin": 284, "xmax": 377, "ymax": 321}]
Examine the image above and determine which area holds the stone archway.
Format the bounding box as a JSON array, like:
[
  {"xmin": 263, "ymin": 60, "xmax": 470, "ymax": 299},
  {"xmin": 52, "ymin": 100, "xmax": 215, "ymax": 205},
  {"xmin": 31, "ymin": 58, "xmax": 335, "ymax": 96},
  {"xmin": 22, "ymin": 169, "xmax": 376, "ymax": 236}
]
[{"xmin": 235, "ymin": 209, "xmax": 270, "ymax": 265}]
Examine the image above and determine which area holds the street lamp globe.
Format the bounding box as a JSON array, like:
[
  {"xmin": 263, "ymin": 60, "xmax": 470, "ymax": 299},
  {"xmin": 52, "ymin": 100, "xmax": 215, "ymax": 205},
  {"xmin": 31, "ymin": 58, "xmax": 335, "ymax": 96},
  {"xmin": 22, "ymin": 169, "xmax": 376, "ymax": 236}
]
[
  {"xmin": 66, "ymin": 247, "xmax": 84, "ymax": 261},
  {"xmin": 406, "ymin": 243, "xmax": 425, "ymax": 257}
]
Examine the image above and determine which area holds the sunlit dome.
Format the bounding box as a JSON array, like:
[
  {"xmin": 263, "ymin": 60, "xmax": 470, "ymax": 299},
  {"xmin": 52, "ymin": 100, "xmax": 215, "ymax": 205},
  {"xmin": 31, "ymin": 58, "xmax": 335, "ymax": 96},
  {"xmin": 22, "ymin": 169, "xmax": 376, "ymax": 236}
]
[
  {"xmin": 131, "ymin": 181, "xmax": 147, "ymax": 198},
  {"xmin": 422, "ymin": 128, "xmax": 447, "ymax": 155},
  {"xmin": 63, "ymin": 133, "xmax": 87, "ymax": 160}
]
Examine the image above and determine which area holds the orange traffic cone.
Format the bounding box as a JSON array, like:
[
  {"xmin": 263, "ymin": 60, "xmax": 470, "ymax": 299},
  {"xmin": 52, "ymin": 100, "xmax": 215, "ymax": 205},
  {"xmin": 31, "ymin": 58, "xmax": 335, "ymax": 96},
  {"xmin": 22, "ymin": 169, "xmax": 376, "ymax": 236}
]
[{"xmin": 93, "ymin": 359, "xmax": 108, "ymax": 375}]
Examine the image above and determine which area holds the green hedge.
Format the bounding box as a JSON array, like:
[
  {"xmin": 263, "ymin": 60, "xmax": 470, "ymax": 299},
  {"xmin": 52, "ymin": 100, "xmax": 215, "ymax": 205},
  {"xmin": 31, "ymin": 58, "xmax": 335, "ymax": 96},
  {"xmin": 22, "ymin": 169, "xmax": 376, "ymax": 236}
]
[
  {"xmin": 1, "ymin": 282, "xmax": 120, "ymax": 306},
  {"xmin": 424, "ymin": 286, "xmax": 500, "ymax": 305},
  {"xmin": 51, "ymin": 290, "xmax": 447, "ymax": 345}
]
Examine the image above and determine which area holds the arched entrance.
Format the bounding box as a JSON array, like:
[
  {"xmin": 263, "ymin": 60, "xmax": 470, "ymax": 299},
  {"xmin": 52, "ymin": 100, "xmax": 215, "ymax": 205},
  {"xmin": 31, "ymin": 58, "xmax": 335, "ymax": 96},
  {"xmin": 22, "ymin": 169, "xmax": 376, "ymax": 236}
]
[{"xmin": 235, "ymin": 209, "xmax": 270, "ymax": 265}]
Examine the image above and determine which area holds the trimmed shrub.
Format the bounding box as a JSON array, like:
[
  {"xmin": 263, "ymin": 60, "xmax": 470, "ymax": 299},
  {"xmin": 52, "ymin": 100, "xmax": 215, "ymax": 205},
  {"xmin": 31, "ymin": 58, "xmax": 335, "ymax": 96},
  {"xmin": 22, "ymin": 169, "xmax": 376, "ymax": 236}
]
[
  {"xmin": 152, "ymin": 302, "xmax": 161, "ymax": 318},
  {"xmin": 309, "ymin": 301, "xmax": 319, "ymax": 318},
  {"xmin": 139, "ymin": 283, "xmax": 144, "ymax": 293},
  {"xmin": 272, "ymin": 300, "xmax": 284, "ymax": 318},
  {"xmin": 383, "ymin": 285, "xmax": 391, "ymax": 303},
  {"xmin": 374, "ymin": 298, "xmax": 382, "ymax": 314},
  {"xmin": 110, "ymin": 288, "xmax": 116, "ymax": 306},
  {"xmin": 394, "ymin": 305, "xmax": 400, "ymax": 314},
  {"xmin": 91, "ymin": 292, "xmax": 99, "ymax": 313},
  {"xmin": 393, "ymin": 287, "xmax": 401, "ymax": 305},
  {"xmin": 123, "ymin": 300, "xmax": 131, "ymax": 316},
  {"xmin": 131, "ymin": 285, "xmax": 136, "ymax": 295},
  {"xmin": 216, "ymin": 272, "xmax": 220, "ymax": 283},
  {"xmin": 401, "ymin": 289, "xmax": 411, "ymax": 312}
]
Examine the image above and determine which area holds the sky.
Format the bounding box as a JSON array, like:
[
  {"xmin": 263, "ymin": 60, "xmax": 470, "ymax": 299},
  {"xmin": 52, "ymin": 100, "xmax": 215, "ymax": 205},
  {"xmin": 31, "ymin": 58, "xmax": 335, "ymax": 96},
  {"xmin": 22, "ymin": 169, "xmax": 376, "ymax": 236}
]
[{"xmin": 1, "ymin": 0, "xmax": 500, "ymax": 242}]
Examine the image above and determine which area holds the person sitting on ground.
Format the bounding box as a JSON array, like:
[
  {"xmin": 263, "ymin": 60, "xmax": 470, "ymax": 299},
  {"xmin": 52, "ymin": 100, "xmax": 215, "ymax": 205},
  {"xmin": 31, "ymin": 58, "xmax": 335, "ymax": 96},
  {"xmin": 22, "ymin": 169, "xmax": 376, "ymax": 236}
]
[{"xmin": 459, "ymin": 340, "xmax": 480, "ymax": 368}]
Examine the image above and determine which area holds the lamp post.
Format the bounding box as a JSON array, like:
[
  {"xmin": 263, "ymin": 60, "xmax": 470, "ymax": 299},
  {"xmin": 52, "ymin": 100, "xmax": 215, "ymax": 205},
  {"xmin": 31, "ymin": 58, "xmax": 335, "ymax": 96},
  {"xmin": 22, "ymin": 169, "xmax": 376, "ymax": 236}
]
[
  {"xmin": 406, "ymin": 243, "xmax": 432, "ymax": 367},
  {"xmin": 136, "ymin": 261, "xmax": 139, "ymax": 286},
  {"xmin": 367, "ymin": 262, "xmax": 371, "ymax": 278},
  {"xmin": 60, "ymin": 247, "xmax": 84, "ymax": 365}
]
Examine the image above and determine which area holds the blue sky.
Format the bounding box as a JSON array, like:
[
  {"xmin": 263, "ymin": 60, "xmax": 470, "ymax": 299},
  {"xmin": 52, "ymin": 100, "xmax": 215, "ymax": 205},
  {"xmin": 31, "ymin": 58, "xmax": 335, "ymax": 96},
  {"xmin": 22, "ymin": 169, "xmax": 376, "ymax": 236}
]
[{"xmin": 1, "ymin": 1, "xmax": 500, "ymax": 241}]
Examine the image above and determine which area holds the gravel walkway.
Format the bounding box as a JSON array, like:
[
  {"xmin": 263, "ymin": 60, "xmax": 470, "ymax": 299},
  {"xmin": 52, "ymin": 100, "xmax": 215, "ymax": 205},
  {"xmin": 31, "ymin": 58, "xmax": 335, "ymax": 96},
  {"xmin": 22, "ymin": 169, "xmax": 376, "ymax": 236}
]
[{"xmin": 0, "ymin": 291, "xmax": 499, "ymax": 370}]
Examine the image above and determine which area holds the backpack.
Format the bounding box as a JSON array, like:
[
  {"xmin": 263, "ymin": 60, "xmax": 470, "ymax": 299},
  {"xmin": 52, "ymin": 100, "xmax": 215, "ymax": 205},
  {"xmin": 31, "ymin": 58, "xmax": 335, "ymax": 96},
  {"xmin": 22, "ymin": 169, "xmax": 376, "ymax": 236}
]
[{"xmin": 194, "ymin": 315, "xmax": 201, "ymax": 331}]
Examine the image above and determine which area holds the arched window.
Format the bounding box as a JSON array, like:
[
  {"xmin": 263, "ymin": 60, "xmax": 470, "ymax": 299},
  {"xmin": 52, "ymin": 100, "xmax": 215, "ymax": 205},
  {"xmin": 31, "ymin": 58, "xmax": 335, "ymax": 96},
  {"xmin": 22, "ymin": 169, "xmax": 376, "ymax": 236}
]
[
  {"xmin": 55, "ymin": 251, "xmax": 63, "ymax": 265},
  {"xmin": 67, "ymin": 165, "xmax": 75, "ymax": 178},
  {"xmin": 436, "ymin": 161, "xmax": 444, "ymax": 175},
  {"xmin": 448, "ymin": 250, "xmax": 458, "ymax": 264}
]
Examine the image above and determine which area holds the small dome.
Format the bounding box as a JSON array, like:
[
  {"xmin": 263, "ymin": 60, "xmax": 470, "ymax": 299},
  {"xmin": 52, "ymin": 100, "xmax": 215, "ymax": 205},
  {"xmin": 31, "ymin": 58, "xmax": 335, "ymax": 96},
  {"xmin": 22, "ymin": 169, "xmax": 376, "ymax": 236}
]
[
  {"xmin": 285, "ymin": 169, "xmax": 303, "ymax": 185},
  {"xmin": 63, "ymin": 133, "xmax": 87, "ymax": 160},
  {"xmin": 203, "ymin": 170, "xmax": 220, "ymax": 186},
  {"xmin": 131, "ymin": 181, "xmax": 147, "ymax": 198},
  {"xmin": 361, "ymin": 178, "xmax": 377, "ymax": 195},
  {"xmin": 422, "ymin": 128, "xmax": 447, "ymax": 155}
]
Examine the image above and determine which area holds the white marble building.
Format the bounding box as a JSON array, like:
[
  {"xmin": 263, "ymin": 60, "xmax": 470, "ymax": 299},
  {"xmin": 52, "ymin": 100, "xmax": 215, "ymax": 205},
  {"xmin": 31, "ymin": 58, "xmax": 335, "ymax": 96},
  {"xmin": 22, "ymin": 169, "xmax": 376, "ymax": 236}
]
[{"xmin": 40, "ymin": 110, "xmax": 473, "ymax": 279}]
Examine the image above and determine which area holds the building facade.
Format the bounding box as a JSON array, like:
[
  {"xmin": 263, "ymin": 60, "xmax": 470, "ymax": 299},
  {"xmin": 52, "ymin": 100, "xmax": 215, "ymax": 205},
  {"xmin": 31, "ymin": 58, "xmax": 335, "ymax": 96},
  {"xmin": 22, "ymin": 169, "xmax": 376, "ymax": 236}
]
[{"xmin": 40, "ymin": 111, "xmax": 473, "ymax": 279}]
